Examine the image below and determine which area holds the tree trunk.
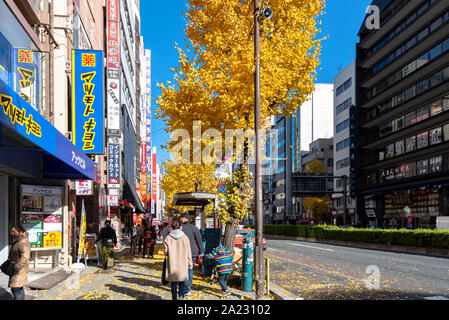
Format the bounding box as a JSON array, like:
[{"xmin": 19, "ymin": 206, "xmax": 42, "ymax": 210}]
[{"xmin": 222, "ymin": 219, "xmax": 237, "ymax": 255}]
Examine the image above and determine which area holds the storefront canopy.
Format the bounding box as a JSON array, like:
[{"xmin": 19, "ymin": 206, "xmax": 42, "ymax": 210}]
[
  {"xmin": 0, "ymin": 79, "xmax": 94, "ymax": 180},
  {"xmin": 171, "ymin": 192, "xmax": 217, "ymax": 207},
  {"xmin": 123, "ymin": 180, "xmax": 146, "ymax": 213}
]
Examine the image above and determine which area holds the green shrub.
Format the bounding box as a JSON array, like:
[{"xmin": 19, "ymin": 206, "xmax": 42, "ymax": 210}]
[{"xmin": 262, "ymin": 224, "xmax": 449, "ymax": 249}]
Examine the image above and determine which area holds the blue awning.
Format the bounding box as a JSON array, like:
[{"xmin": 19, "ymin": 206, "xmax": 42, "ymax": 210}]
[{"xmin": 0, "ymin": 79, "xmax": 95, "ymax": 180}]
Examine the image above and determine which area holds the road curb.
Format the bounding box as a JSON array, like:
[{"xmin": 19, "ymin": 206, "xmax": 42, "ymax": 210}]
[
  {"xmin": 269, "ymin": 285, "xmax": 298, "ymax": 300},
  {"xmin": 265, "ymin": 235, "xmax": 449, "ymax": 258}
]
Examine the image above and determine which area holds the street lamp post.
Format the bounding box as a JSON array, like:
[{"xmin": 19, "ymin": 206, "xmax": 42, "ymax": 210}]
[{"xmin": 254, "ymin": 0, "xmax": 264, "ymax": 300}]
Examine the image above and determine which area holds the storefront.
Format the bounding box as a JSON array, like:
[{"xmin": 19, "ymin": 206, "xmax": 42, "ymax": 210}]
[
  {"xmin": 382, "ymin": 186, "xmax": 442, "ymax": 229},
  {"xmin": 0, "ymin": 76, "xmax": 94, "ymax": 269}
]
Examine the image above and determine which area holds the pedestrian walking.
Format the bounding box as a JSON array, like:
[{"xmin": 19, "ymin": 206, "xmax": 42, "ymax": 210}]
[
  {"xmin": 161, "ymin": 222, "xmax": 172, "ymax": 241},
  {"xmin": 3, "ymin": 225, "xmax": 31, "ymax": 300},
  {"xmin": 179, "ymin": 213, "xmax": 204, "ymax": 297},
  {"xmin": 136, "ymin": 223, "xmax": 143, "ymax": 256},
  {"xmin": 204, "ymin": 245, "xmax": 233, "ymax": 296},
  {"xmin": 130, "ymin": 223, "xmax": 138, "ymax": 255},
  {"xmin": 96, "ymin": 220, "xmax": 117, "ymax": 270},
  {"xmin": 163, "ymin": 219, "xmax": 192, "ymax": 300},
  {"xmin": 143, "ymin": 219, "xmax": 156, "ymax": 259}
]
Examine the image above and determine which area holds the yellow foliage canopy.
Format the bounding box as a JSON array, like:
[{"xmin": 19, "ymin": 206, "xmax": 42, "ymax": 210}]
[
  {"xmin": 304, "ymin": 159, "xmax": 329, "ymax": 219},
  {"xmin": 160, "ymin": 161, "xmax": 218, "ymax": 215},
  {"xmin": 156, "ymin": 0, "xmax": 325, "ymax": 139}
]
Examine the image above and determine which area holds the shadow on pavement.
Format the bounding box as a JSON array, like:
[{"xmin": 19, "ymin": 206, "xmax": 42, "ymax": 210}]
[
  {"xmin": 104, "ymin": 284, "xmax": 163, "ymax": 300},
  {"xmin": 114, "ymin": 275, "xmax": 170, "ymax": 293}
]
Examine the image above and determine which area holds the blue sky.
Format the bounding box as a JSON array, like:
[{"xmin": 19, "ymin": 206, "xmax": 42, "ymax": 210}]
[{"xmin": 140, "ymin": 0, "xmax": 372, "ymax": 166}]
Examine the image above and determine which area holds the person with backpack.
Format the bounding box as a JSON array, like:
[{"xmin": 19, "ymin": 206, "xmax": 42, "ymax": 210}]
[
  {"xmin": 204, "ymin": 245, "xmax": 233, "ymax": 297},
  {"xmin": 96, "ymin": 220, "xmax": 117, "ymax": 270},
  {"xmin": 143, "ymin": 219, "xmax": 156, "ymax": 259},
  {"xmin": 179, "ymin": 213, "xmax": 204, "ymax": 297},
  {"xmin": 163, "ymin": 219, "xmax": 192, "ymax": 300}
]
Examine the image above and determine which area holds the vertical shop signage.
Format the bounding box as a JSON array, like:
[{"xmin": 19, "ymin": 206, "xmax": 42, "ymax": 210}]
[
  {"xmin": 349, "ymin": 105, "xmax": 358, "ymax": 198},
  {"xmin": 141, "ymin": 141, "xmax": 147, "ymax": 205},
  {"xmin": 72, "ymin": 50, "xmax": 104, "ymax": 154},
  {"xmin": 11, "ymin": 47, "xmax": 40, "ymax": 111},
  {"xmin": 77, "ymin": 199, "xmax": 87, "ymax": 260},
  {"xmin": 107, "ymin": 0, "xmax": 121, "ymax": 136},
  {"xmin": 107, "ymin": 143, "xmax": 120, "ymax": 188},
  {"xmin": 145, "ymin": 50, "xmax": 152, "ymax": 209},
  {"xmin": 151, "ymin": 148, "xmax": 157, "ymax": 215}
]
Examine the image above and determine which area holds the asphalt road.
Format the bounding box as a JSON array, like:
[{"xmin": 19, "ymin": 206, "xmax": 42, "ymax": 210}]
[{"xmin": 265, "ymin": 238, "xmax": 449, "ymax": 300}]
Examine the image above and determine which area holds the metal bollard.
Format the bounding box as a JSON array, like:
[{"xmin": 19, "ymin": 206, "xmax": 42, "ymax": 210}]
[
  {"xmin": 265, "ymin": 257, "xmax": 270, "ymax": 295},
  {"xmin": 242, "ymin": 230, "xmax": 254, "ymax": 292}
]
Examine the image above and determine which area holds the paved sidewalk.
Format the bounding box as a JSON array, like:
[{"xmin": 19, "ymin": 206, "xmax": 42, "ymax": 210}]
[{"xmin": 24, "ymin": 245, "xmax": 256, "ymax": 300}]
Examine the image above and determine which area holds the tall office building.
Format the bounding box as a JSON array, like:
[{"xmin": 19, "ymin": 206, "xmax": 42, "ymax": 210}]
[
  {"xmin": 356, "ymin": 0, "xmax": 449, "ymax": 229},
  {"xmin": 293, "ymin": 83, "xmax": 334, "ymax": 172},
  {"xmin": 332, "ymin": 61, "xmax": 357, "ymax": 225},
  {"xmin": 269, "ymin": 83, "xmax": 334, "ymax": 224}
]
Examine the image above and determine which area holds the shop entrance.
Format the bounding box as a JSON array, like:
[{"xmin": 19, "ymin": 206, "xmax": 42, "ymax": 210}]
[{"xmin": 0, "ymin": 175, "xmax": 8, "ymax": 263}]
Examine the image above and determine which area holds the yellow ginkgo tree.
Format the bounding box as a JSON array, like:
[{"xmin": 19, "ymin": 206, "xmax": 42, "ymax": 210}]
[
  {"xmin": 156, "ymin": 0, "xmax": 326, "ymax": 246},
  {"xmin": 156, "ymin": 0, "xmax": 326, "ymax": 135},
  {"xmin": 160, "ymin": 160, "xmax": 218, "ymax": 215},
  {"xmin": 215, "ymin": 166, "xmax": 253, "ymax": 252},
  {"xmin": 303, "ymin": 159, "xmax": 330, "ymax": 222}
]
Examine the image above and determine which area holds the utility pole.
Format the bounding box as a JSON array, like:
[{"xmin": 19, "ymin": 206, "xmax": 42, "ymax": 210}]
[
  {"xmin": 254, "ymin": 0, "xmax": 264, "ymax": 300},
  {"xmin": 343, "ymin": 175, "xmax": 347, "ymax": 225}
]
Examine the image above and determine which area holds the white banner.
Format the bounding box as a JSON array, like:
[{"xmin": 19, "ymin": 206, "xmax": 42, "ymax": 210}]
[
  {"xmin": 76, "ymin": 180, "xmax": 92, "ymax": 195},
  {"xmin": 107, "ymin": 195, "xmax": 118, "ymax": 206},
  {"xmin": 77, "ymin": 199, "xmax": 87, "ymax": 261},
  {"xmin": 107, "ymin": 79, "xmax": 121, "ymax": 134}
]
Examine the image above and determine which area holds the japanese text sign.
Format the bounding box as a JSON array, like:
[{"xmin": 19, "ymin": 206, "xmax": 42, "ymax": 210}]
[{"xmin": 72, "ymin": 50, "xmax": 104, "ymax": 154}]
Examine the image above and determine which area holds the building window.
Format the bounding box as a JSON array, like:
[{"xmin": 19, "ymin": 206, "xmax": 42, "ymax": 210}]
[
  {"xmin": 430, "ymin": 156, "xmax": 443, "ymax": 173},
  {"xmin": 417, "ymin": 131, "xmax": 429, "ymax": 149},
  {"xmin": 406, "ymin": 136, "xmax": 416, "ymax": 153},
  {"xmin": 386, "ymin": 144, "xmax": 394, "ymax": 159},
  {"xmin": 336, "ymin": 78, "xmax": 352, "ymax": 97},
  {"xmin": 336, "ymin": 98, "xmax": 352, "ymax": 115},
  {"xmin": 444, "ymin": 124, "xmax": 449, "ymax": 141},
  {"xmin": 372, "ymin": 8, "xmax": 449, "ymax": 75},
  {"xmin": 336, "ymin": 139, "xmax": 350, "ymax": 152},
  {"xmin": 395, "ymin": 140, "xmax": 405, "ymax": 156},
  {"xmin": 336, "ymin": 119, "xmax": 350, "ymax": 133},
  {"xmin": 336, "ymin": 158, "xmax": 350, "ymax": 169},
  {"xmin": 430, "ymin": 127, "xmax": 442, "ymax": 145}
]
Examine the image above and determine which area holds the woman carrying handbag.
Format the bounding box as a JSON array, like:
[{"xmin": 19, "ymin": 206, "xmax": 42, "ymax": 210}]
[{"xmin": 1, "ymin": 225, "xmax": 31, "ymax": 300}]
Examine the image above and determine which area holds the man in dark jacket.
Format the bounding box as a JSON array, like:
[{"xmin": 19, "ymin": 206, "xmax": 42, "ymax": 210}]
[
  {"xmin": 179, "ymin": 213, "xmax": 204, "ymax": 296},
  {"xmin": 96, "ymin": 220, "xmax": 117, "ymax": 270}
]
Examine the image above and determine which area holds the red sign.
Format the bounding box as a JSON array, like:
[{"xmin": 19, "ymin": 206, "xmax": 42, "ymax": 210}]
[
  {"xmin": 107, "ymin": 0, "xmax": 119, "ymax": 20},
  {"xmin": 106, "ymin": 0, "xmax": 120, "ymax": 78}
]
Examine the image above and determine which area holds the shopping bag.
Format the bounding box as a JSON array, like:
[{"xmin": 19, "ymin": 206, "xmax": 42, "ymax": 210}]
[{"xmin": 161, "ymin": 258, "xmax": 169, "ymax": 285}]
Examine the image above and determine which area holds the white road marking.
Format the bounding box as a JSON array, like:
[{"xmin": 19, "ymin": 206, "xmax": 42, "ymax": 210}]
[
  {"xmin": 289, "ymin": 242, "xmax": 335, "ymax": 252},
  {"xmin": 268, "ymin": 248, "xmax": 287, "ymax": 253},
  {"xmin": 424, "ymin": 296, "xmax": 449, "ymax": 300}
]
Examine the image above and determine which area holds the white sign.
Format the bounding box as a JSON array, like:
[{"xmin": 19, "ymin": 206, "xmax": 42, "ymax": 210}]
[
  {"xmin": 215, "ymin": 162, "xmax": 232, "ymax": 180},
  {"xmin": 76, "ymin": 180, "xmax": 92, "ymax": 195},
  {"xmin": 107, "ymin": 195, "xmax": 118, "ymax": 206},
  {"xmin": 437, "ymin": 217, "xmax": 449, "ymax": 230},
  {"xmin": 107, "ymin": 79, "xmax": 121, "ymax": 134},
  {"xmin": 108, "ymin": 188, "xmax": 120, "ymax": 196},
  {"xmin": 22, "ymin": 185, "xmax": 62, "ymax": 195}
]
